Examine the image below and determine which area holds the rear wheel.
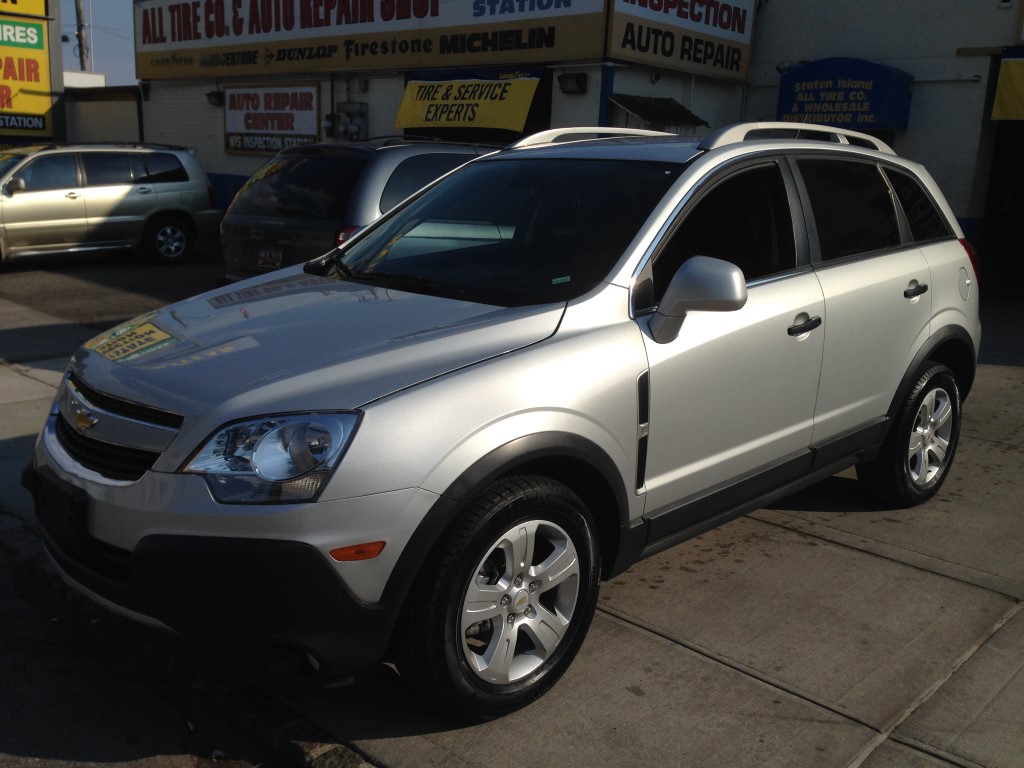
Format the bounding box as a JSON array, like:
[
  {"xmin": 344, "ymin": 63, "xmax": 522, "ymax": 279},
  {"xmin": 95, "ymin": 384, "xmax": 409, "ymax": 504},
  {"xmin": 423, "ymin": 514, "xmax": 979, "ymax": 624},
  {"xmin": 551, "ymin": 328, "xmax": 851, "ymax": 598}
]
[
  {"xmin": 394, "ymin": 476, "xmax": 600, "ymax": 720},
  {"xmin": 144, "ymin": 215, "xmax": 193, "ymax": 263},
  {"xmin": 857, "ymin": 363, "xmax": 962, "ymax": 506}
]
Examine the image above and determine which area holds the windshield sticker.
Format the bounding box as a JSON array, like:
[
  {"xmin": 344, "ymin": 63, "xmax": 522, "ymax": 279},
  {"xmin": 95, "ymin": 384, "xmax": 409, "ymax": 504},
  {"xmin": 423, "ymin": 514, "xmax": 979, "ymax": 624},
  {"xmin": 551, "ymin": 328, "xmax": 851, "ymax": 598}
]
[{"xmin": 552, "ymin": 276, "xmax": 571, "ymax": 284}]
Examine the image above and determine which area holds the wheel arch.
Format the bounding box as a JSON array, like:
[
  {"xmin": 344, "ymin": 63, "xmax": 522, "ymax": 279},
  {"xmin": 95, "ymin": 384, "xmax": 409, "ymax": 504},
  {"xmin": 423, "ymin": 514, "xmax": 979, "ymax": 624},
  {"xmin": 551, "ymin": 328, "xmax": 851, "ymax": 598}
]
[
  {"xmin": 886, "ymin": 324, "xmax": 977, "ymax": 425},
  {"xmin": 379, "ymin": 432, "xmax": 631, "ymax": 618}
]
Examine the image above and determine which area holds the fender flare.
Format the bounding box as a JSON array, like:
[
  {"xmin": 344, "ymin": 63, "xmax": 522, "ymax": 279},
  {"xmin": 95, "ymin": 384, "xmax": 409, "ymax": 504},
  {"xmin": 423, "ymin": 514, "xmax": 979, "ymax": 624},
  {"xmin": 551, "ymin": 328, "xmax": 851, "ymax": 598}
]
[{"xmin": 377, "ymin": 431, "xmax": 631, "ymax": 616}]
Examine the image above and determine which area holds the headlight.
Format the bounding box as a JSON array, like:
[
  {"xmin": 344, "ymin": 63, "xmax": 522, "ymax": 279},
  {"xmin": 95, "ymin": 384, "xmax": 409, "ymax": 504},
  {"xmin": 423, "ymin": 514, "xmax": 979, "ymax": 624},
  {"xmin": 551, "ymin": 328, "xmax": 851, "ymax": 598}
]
[{"xmin": 184, "ymin": 413, "xmax": 359, "ymax": 504}]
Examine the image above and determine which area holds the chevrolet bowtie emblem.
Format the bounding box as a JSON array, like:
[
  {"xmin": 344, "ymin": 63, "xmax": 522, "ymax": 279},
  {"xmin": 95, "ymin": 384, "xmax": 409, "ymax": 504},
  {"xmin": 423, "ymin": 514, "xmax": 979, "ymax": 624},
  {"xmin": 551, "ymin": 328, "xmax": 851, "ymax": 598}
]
[{"xmin": 73, "ymin": 406, "xmax": 99, "ymax": 432}]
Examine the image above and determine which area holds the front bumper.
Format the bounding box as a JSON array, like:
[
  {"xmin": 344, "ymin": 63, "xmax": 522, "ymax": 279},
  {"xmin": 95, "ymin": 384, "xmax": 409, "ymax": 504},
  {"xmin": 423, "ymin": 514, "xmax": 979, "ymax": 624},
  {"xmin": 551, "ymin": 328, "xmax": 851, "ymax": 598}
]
[{"xmin": 22, "ymin": 452, "xmax": 429, "ymax": 682}]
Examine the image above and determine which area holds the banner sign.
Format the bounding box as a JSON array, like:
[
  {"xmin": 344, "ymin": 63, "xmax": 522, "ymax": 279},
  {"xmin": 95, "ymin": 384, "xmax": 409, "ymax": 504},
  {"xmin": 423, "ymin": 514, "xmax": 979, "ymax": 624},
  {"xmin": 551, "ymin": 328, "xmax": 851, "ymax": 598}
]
[
  {"xmin": 0, "ymin": 0, "xmax": 48, "ymax": 16},
  {"xmin": 0, "ymin": 13, "xmax": 52, "ymax": 137},
  {"xmin": 134, "ymin": 0, "xmax": 606, "ymax": 79},
  {"xmin": 396, "ymin": 73, "xmax": 539, "ymax": 130},
  {"xmin": 224, "ymin": 84, "xmax": 319, "ymax": 153},
  {"xmin": 608, "ymin": 0, "xmax": 756, "ymax": 81},
  {"xmin": 776, "ymin": 58, "xmax": 913, "ymax": 131},
  {"xmin": 993, "ymin": 47, "xmax": 1024, "ymax": 121}
]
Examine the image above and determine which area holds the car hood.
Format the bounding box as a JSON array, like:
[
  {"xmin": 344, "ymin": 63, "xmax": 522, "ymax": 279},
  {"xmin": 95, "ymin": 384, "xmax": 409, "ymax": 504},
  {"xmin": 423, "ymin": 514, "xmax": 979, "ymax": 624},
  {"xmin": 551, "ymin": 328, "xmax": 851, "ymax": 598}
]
[{"xmin": 70, "ymin": 267, "xmax": 565, "ymax": 421}]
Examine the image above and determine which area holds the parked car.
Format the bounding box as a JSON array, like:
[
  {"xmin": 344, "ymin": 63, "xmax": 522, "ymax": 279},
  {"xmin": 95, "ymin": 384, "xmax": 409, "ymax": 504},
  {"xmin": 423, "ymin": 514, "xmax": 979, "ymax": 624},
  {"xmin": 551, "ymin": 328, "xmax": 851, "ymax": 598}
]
[
  {"xmin": 220, "ymin": 139, "xmax": 495, "ymax": 282},
  {"xmin": 25, "ymin": 123, "xmax": 980, "ymax": 720},
  {"xmin": 0, "ymin": 143, "xmax": 221, "ymax": 265}
]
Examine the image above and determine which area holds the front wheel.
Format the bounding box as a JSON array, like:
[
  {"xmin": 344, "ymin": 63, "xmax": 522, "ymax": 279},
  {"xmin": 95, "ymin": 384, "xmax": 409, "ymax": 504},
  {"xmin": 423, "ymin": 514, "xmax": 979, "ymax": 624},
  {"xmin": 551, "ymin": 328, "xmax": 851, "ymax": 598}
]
[
  {"xmin": 857, "ymin": 363, "xmax": 962, "ymax": 506},
  {"xmin": 394, "ymin": 476, "xmax": 601, "ymax": 720}
]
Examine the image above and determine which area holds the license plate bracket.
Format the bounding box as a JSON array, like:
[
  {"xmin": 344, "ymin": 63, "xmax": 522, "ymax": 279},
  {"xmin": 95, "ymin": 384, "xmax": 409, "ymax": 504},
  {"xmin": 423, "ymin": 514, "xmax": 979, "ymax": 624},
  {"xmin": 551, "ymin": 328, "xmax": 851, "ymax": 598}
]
[
  {"xmin": 34, "ymin": 472, "xmax": 89, "ymax": 553},
  {"xmin": 256, "ymin": 246, "xmax": 284, "ymax": 268}
]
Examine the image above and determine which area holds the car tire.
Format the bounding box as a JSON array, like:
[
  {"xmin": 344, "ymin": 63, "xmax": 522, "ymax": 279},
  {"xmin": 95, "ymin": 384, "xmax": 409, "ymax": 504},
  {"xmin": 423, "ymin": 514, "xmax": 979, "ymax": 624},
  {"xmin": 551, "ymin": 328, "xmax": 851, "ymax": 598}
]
[
  {"xmin": 857, "ymin": 363, "xmax": 962, "ymax": 507},
  {"xmin": 394, "ymin": 475, "xmax": 601, "ymax": 721},
  {"xmin": 144, "ymin": 215, "xmax": 193, "ymax": 263}
]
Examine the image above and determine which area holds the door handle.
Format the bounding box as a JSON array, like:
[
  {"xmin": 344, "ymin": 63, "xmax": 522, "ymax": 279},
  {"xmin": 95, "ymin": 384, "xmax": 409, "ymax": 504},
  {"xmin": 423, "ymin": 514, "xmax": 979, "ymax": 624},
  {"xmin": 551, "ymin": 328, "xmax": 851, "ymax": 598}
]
[
  {"xmin": 65, "ymin": 192, "xmax": 79, "ymax": 199},
  {"xmin": 136, "ymin": 186, "xmax": 153, "ymax": 194},
  {"xmin": 904, "ymin": 283, "xmax": 928, "ymax": 299},
  {"xmin": 788, "ymin": 316, "xmax": 822, "ymax": 336}
]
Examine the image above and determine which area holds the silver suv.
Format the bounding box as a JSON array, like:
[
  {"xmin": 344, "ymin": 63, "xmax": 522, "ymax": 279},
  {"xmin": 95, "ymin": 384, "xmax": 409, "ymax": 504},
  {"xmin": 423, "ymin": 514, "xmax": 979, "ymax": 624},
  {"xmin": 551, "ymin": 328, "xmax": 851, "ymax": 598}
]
[
  {"xmin": 24, "ymin": 123, "xmax": 981, "ymax": 720},
  {"xmin": 0, "ymin": 144, "xmax": 221, "ymax": 265}
]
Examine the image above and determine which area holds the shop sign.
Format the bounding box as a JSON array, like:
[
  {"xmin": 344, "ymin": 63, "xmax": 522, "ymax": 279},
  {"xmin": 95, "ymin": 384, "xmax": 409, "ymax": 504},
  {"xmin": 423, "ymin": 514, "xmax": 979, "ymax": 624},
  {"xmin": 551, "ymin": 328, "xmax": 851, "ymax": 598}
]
[
  {"xmin": 0, "ymin": 13, "xmax": 52, "ymax": 137},
  {"xmin": 396, "ymin": 74, "xmax": 539, "ymax": 130},
  {"xmin": 0, "ymin": 0, "xmax": 48, "ymax": 17},
  {"xmin": 134, "ymin": 0, "xmax": 605, "ymax": 79},
  {"xmin": 608, "ymin": 0, "xmax": 756, "ymax": 82},
  {"xmin": 776, "ymin": 58, "xmax": 912, "ymax": 132},
  {"xmin": 993, "ymin": 47, "xmax": 1024, "ymax": 121},
  {"xmin": 224, "ymin": 84, "xmax": 318, "ymax": 154}
]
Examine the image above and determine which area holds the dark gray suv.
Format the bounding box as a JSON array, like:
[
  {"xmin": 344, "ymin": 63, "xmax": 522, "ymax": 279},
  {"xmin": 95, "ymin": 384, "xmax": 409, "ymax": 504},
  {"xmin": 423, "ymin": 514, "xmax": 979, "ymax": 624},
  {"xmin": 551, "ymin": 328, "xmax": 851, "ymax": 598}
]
[{"xmin": 220, "ymin": 139, "xmax": 494, "ymax": 281}]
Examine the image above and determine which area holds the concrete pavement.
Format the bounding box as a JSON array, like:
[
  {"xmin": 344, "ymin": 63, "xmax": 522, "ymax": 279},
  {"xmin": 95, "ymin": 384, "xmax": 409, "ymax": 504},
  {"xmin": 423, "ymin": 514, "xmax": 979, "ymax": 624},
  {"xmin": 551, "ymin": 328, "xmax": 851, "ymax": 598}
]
[{"xmin": 1, "ymin": 293, "xmax": 1022, "ymax": 768}]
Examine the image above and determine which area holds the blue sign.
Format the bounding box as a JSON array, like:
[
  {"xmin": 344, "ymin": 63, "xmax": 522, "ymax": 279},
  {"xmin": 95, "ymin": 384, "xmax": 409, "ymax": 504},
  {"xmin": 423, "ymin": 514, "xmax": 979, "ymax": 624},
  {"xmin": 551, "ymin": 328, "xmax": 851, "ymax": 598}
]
[{"xmin": 776, "ymin": 58, "xmax": 913, "ymax": 132}]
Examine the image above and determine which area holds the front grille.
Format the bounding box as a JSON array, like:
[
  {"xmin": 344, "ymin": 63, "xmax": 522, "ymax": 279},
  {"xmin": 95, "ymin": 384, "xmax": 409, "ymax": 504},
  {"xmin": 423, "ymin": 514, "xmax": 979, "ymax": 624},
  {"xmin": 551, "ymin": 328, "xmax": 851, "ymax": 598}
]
[
  {"xmin": 69, "ymin": 372, "xmax": 183, "ymax": 428},
  {"xmin": 56, "ymin": 413, "xmax": 160, "ymax": 481}
]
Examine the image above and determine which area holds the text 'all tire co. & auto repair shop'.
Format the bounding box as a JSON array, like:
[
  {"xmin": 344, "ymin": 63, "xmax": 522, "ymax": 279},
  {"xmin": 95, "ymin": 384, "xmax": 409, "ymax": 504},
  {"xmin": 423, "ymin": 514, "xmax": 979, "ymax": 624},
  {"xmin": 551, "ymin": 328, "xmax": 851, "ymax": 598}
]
[{"xmin": 131, "ymin": 0, "xmax": 756, "ymax": 202}]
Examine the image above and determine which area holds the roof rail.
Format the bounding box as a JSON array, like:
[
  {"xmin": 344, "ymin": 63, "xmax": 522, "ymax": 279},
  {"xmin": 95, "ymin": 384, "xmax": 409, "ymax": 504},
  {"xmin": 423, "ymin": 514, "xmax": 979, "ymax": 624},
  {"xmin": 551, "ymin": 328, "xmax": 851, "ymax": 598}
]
[
  {"xmin": 511, "ymin": 127, "xmax": 674, "ymax": 149},
  {"xmin": 699, "ymin": 122, "xmax": 896, "ymax": 155}
]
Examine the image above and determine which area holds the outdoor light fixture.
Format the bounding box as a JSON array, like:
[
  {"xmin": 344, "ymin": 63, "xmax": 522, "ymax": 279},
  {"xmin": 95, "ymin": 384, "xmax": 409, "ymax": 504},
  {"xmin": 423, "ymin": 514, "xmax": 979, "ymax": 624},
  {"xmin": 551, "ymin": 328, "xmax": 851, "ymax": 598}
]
[
  {"xmin": 206, "ymin": 90, "xmax": 225, "ymax": 107},
  {"xmin": 557, "ymin": 73, "xmax": 588, "ymax": 94}
]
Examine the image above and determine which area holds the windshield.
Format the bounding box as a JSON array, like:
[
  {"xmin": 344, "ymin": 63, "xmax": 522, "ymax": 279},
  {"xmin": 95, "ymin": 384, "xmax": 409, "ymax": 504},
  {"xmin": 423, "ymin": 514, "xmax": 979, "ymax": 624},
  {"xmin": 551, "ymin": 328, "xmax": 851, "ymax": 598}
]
[
  {"xmin": 326, "ymin": 157, "xmax": 682, "ymax": 306},
  {"xmin": 228, "ymin": 153, "xmax": 370, "ymax": 219}
]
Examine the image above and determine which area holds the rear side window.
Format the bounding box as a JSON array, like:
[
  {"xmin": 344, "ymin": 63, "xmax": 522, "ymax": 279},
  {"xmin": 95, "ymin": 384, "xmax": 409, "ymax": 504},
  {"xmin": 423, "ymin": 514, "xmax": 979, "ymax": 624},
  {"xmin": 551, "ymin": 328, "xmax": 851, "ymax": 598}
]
[
  {"xmin": 798, "ymin": 158, "xmax": 900, "ymax": 261},
  {"xmin": 380, "ymin": 153, "xmax": 471, "ymax": 212},
  {"xmin": 136, "ymin": 153, "xmax": 189, "ymax": 183},
  {"xmin": 82, "ymin": 153, "xmax": 133, "ymax": 186},
  {"xmin": 885, "ymin": 168, "xmax": 952, "ymax": 243},
  {"xmin": 228, "ymin": 154, "xmax": 370, "ymax": 219}
]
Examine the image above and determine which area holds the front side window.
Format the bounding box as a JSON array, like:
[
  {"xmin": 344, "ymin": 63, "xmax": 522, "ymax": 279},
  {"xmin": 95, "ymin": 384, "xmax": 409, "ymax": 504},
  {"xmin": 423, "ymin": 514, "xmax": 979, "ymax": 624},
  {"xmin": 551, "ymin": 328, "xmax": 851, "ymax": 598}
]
[
  {"xmin": 330, "ymin": 157, "xmax": 683, "ymax": 306},
  {"xmin": 17, "ymin": 155, "xmax": 77, "ymax": 192},
  {"xmin": 798, "ymin": 158, "xmax": 900, "ymax": 261},
  {"xmin": 646, "ymin": 163, "xmax": 797, "ymax": 306}
]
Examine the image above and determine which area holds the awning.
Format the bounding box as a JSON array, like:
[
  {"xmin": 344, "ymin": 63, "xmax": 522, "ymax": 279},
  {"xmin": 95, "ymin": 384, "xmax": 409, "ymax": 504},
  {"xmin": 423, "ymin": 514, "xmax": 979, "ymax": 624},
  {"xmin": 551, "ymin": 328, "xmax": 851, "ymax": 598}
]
[
  {"xmin": 993, "ymin": 47, "xmax": 1024, "ymax": 121},
  {"xmin": 609, "ymin": 94, "xmax": 709, "ymax": 128},
  {"xmin": 395, "ymin": 76, "xmax": 539, "ymax": 131}
]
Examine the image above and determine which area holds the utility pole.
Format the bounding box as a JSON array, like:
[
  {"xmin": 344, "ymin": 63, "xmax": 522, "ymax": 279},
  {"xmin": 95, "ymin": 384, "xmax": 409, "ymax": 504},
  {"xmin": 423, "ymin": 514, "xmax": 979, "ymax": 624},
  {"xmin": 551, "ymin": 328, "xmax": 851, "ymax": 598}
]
[{"xmin": 74, "ymin": 0, "xmax": 89, "ymax": 71}]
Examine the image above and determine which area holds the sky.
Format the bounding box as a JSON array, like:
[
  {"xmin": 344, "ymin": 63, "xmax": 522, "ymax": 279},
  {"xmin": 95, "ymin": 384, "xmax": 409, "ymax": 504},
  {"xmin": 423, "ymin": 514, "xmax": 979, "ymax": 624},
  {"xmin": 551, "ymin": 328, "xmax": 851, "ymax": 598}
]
[{"xmin": 60, "ymin": 0, "xmax": 138, "ymax": 85}]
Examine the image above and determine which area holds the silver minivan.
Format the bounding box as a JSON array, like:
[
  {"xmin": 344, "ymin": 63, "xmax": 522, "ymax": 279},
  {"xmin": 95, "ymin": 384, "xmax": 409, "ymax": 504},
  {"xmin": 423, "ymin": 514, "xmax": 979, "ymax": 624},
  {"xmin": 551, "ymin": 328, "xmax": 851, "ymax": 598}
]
[
  {"xmin": 0, "ymin": 144, "xmax": 222, "ymax": 264},
  {"xmin": 25, "ymin": 123, "xmax": 981, "ymax": 720}
]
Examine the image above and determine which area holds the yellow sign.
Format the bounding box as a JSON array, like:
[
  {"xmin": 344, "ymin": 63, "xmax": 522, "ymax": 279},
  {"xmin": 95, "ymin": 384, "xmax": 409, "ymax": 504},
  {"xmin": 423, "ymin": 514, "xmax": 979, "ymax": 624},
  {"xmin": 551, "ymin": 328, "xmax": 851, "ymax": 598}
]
[
  {"xmin": 0, "ymin": 13, "xmax": 52, "ymax": 136},
  {"xmin": 396, "ymin": 77, "xmax": 539, "ymax": 131},
  {"xmin": 86, "ymin": 321, "xmax": 177, "ymax": 363},
  {"xmin": 993, "ymin": 57, "xmax": 1024, "ymax": 121},
  {"xmin": 0, "ymin": 0, "xmax": 48, "ymax": 17}
]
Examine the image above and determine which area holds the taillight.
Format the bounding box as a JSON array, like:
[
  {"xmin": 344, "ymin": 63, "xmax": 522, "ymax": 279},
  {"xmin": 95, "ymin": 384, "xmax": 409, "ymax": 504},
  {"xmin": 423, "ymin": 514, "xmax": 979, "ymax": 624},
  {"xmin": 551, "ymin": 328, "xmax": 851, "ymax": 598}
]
[
  {"xmin": 336, "ymin": 226, "xmax": 359, "ymax": 246},
  {"xmin": 959, "ymin": 238, "xmax": 981, "ymax": 285}
]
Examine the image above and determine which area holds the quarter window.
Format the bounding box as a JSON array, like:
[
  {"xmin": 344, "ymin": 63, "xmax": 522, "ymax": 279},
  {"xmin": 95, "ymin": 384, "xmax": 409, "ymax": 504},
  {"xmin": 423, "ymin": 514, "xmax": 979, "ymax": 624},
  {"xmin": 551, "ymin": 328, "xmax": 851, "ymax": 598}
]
[
  {"xmin": 136, "ymin": 153, "xmax": 189, "ymax": 183},
  {"xmin": 885, "ymin": 168, "xmax": 952, "ymax": 243},
  {"xmin": 797, "ymin": 158, "xmax": 900, "ymax": 261},
  {"xmin": 380, "ymin": 153, "xmax": 472, "ymax": 213}
]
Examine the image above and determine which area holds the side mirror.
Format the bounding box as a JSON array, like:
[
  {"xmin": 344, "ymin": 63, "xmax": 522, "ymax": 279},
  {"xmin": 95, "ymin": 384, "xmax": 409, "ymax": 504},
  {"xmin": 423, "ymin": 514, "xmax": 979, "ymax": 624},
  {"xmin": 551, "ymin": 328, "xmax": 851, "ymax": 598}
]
[
  {"xmin": 648, "ymin": 256, "xmax": 748, "ymax": 344},
  {"xmin": 5, "ymin": 177, "xmax": 26, "ymax": 194}
]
